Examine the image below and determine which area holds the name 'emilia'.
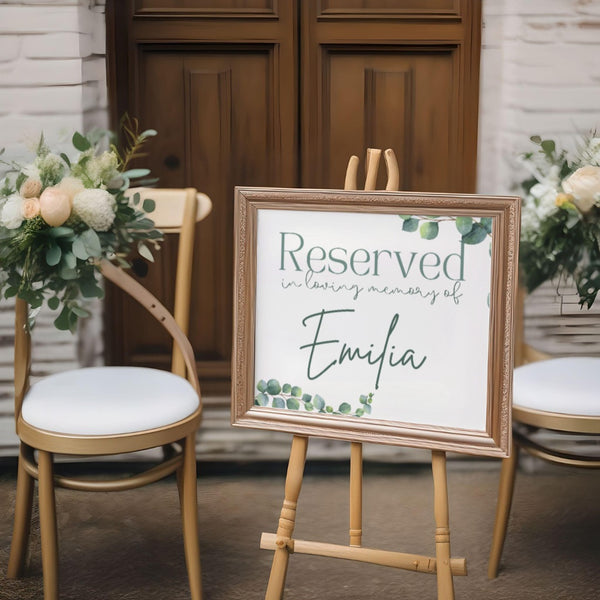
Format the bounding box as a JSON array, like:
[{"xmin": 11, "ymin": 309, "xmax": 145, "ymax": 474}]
[{"xmin": 299, "ymin": 308, "xmax": 427, "ymax": 390}]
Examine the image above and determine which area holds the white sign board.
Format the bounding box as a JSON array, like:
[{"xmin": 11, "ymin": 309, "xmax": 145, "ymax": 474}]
[{"xmin": 233, "ymin": 188, "xmax": 520, "ymax": 457}]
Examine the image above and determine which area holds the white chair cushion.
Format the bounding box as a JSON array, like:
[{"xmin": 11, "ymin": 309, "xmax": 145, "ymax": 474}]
[
  {"xmin": 514, "ymin": 357, "xmax": 600, "ymax": 416},
  {"xmin": 21, "ymin": 367, "xmax": 199, "ymax": 435}
]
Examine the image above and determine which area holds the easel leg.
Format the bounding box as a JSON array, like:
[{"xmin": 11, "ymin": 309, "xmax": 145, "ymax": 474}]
[
  {"xmin": 349, "ymin": 442, "xmax": 362, "ymax": 547},
  {"xmin": 265, "ymin": 435, "xmax": 308, "ymax": 600},
  {"xmin": 432, "ymin": 451, "xmax": 455, "ymax": 600},
  {"xmin": 488, "ymin": 444, "xmax": 519, "ymax": 578}
]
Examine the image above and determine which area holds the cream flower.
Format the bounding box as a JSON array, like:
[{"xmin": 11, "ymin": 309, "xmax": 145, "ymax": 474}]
[
  {"xmin": 0, "ymin": 194, "xmax": 25, "ymax": 229},
  {"xmin": 22, "ymin": 198, "xmax": 41, "ymax": 219},
  {"xmin": 72, "ymin": 188, "xmax": 116, "ymax": 231},
  {"xmin": 39, "ymin": 187, "xmax": 72, "ymax": 227},
  {"xmin": 529, "ymin": 182, "xmax": 559, "ymax": 220},
  {"xmin": 520, "ymin": 200, "xmax": 541, "ymax": 240},
  {"xmin": 57, "ymin": 176, "xmax": 85, "ymax": 203},
  {"xmin": 22, "ymin": 163, "xmax": 41, "ymax": 180},
  {"xmin": 562, "ymin": 166, "xmax": 600, "ymax": 214},
  {"xmin": 20, "ymin": 177, "xmax": 42, "ymax": 199}
]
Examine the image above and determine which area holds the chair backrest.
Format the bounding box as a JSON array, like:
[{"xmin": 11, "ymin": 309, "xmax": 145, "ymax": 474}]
[
  {"xmin": 99, "ymin": 259, "xmax": 200, "ymax": 396},
  {"xmin": 127, "ymin": 187, "xmax": 212, "ymax": 376}
]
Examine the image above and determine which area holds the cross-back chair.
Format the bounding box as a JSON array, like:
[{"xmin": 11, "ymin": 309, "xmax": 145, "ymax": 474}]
[
  {"xmin": 7, "ymin": 187, "xmax": 211, "ymax": 600},
  {"xmin": 488, "ymin": 287, "xmax": 600, "ymax": 578}
]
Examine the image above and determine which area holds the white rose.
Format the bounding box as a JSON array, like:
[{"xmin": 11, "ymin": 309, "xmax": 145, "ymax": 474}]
[
  {"xmin": 562, "ymin": 166, "xmax": 600, "ymax": 214},
  {"xmin": 22, "ymin": 163, "xmax": 41, "ymax": 180},
  {"xmin": 72, "ymin": 188, "xmax": 116, "ymax": 231},
  {"xmin": 0, "ymin": 194, "xmax": 25, "ymax": 229},
  {"xmin": 529, "ymin": 183, "xmax": 559, "ymax": 220}
]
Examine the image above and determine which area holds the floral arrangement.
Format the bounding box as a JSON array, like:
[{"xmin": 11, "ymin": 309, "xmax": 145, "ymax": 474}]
[
  {"xmin": 519, "ymin": 134, "xmax": 600, "ymax": 308},
  {"xmin": 0, "ymin": 118, "xmax": 162, "ymax": 331}
]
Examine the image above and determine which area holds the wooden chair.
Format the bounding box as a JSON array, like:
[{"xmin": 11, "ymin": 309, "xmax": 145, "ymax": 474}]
[
  {"xmin": 488, "ymin": 287, "xmax": 600, "ymax": 578},
  {"xmin": 7, "ymin": 187, "xmax": 212, "ymax": 600}
]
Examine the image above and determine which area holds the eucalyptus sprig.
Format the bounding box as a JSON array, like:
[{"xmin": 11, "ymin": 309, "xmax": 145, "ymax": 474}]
[
  {"xmin": 111, "ymin": 113, "xmax": 157, "ymax": 173},
  {"xmin": 254, "ymin": 378, "xmax": 374, "ymax": 417},
  {"xmin": 399, "ymin": 214, "xmax": 492, "ymax": 244}
]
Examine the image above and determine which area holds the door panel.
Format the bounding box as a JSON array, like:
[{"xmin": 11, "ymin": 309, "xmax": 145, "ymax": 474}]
[
  {"xmin": 321, "ymin": 49, "xmax": 456, "ymax": 191},
  {"xmin": 301, "ymin": 0, "xmax": 480, "ymax": 192}
]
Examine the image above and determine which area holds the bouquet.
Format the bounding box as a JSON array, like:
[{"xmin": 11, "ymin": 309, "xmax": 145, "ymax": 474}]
[
  {"xmin": 519, "ymin": 134, "xmax": 600, "ymax": 308},
  {"xmin": 0, "ymin": 118, "xmax": 163, "ymax": 331}
]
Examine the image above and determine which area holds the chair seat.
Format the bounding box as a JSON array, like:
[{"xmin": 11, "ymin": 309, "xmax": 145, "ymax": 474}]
[
  {"xmin": 514, "ymin": 357, "xmax": 600, "ymax": 416},
  {"xmin": 21, "ymin": 367, "xmax": 199, "ymax": 435}
]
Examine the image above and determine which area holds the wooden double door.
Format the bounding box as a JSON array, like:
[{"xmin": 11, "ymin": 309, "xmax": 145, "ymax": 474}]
[{"xmin": 106, "ymin": 0, "xmax": 482, "ymax": 394}]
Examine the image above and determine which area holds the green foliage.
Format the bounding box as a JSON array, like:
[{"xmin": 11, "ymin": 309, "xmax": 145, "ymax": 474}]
[
  {"xmin": 518, "ymin": 133, "xmax": 600, "ymax": 308},
  {"xmin": 419, "ymin": 221, "xmax": 439, "ymax": 240},
  {"xmin": 402, "ymin": 217, "xmax": 419, "ymax": 232},
  {"xmin": 519, "ymin": 206, "xmax": 600, "ymax": 308},
  {"xmin": 0, "ymin": 121, "xmax": 162, "ymax": 332},
  {"xmin": 254, "ymin": 380, "xmax": 374, "ymax": 417},
  {"xmin": 398, "ymin": 214, "xmax": 491, "ymax": 246}
]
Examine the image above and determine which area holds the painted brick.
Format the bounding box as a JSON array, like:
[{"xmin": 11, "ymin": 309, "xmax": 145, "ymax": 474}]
[
  {"xmin": 0, "ymin": 35, "xmax": 20, "ymax": 63},
  {"xmin": 502, "ymin": 0, "xmax": 579, "ymax": 17},
  {"xmin": 0, "ymin": 7, "xmax": 80, "ymax": 34},
  {"xmin": 82, "ymin": 55, "xmax": 106, "ymax": 84},
  {"xmin": 510, "ymin": 110, "xmax": 598, "ymax": 135},
  {"xmin": 504, "ymin": 61, "xmax": 599, "ymax": 86},
  {"xmin": 83, "ymin": 108, "xmax": 109, "ymax": 133},
  {"xmin": 0, "ymin": 113, "xmax": 85, "ymax": 151},
  {"xmin": 0, "ymin": 85, "xmax": 84, "ymax": 114},
  {"xmin": 504, "ymin": 83, "xmax": 600, "ymax": 112},
  {"xmin": 519, "ymin": 18, "xmax": 568, "ymax": 43},
  {"xmin": 22, "ymin": 32, "xmax": 90, "ymax": 59},
  {"xmin": 4, "ymin": 1, "xmax": 80, "ymax": 4},
  {"xmin": 82, "ymin": 81, "xmax": 101, "ymax": 111},
  {"xmin": 503, "ymin": 41, "xmax": 578, "ymax": 67},
  {"xmin": 90, "ymin": 12, "xmax": 105, "ymax": 55},
  {"xmin": 482, "ymin": 15, "xmax": 504, "ymax": 47},
  {"xmin": 575, "ymin": 0, "xmax": 600, "ymax": 16},
  {"xmin": 0, "ymin": 57, "xmax": 83, "ymax": 86},
  {"xmin": 563, "ymin": 19, "xmax": 600, "ymax": 43}
]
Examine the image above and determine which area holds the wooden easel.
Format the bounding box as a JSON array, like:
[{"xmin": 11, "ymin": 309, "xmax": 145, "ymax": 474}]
[{"xmin": 260, "ymin": 149, "xmax": 465, "ymax": 599}]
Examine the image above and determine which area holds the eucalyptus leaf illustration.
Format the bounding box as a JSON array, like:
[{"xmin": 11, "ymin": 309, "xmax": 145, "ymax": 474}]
[
  {"xmin": 400, "ymin": 214, "xmax": 491, "ymax": 246},
  {"xmin": 462, "ymin": 223, "xmax": 487, "ymax": 245},
  {"xmin": 419, "ymin": 221, "xmax": 439, "ymax": 240},
  {"xmin": 402, "ymin": 218, "xmax": 419, "ymax": 232},
  {"xmin": 254, "ymin": 379, "xmax": 374, "ymax": 417},
  {"xmin": 455, "ymin": 216, "xmax": 473, "ymax": 235}
]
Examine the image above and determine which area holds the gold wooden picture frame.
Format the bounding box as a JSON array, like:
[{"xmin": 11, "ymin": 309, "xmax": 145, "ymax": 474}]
[{"xmin": 232, "ymin": 187, "xmax": 520, "ymax": 457}]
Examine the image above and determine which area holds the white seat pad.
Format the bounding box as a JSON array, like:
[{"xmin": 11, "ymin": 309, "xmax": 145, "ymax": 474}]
[
  {"xmin": 21, "ymin": 367, "xmax": 199, "ymax": 435},
  {"xmin": 514, "ymin": 357, "xmax": 600, "ymax": 416}
]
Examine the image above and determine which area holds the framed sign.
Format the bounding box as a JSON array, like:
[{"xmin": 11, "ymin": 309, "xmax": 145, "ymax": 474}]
[{"xmin": 232, "ymin": 188, "xmax": 520, "ymax": 457}]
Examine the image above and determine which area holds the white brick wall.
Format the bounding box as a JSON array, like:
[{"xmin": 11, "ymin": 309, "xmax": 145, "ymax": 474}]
[
  {"xmin": 0, "ymin": 1, "xmax": 108, "ymax": 437},
  {"xmin": 477, "ymin": 0, "xmax": 600, "ymax": 195},
  {"xmin": 0, "ymin": 0, "xmax": 107, "ymax": 169}
]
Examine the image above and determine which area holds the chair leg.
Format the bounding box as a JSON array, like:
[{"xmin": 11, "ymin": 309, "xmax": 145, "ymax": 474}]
[
  {"xmin": 488, "ymin": 444, "xmax": 520, "ymax": 579},
  {"xmin": 7, "ymin": 446, "xmax": 35, "ymax": 578},
  {"xmin": 180, "ymin": 433, "xmax": 202, "ymax": 600},
  {"xmin": 38, "ymin": 450, "xmax": 59, "ymax": 600}
]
